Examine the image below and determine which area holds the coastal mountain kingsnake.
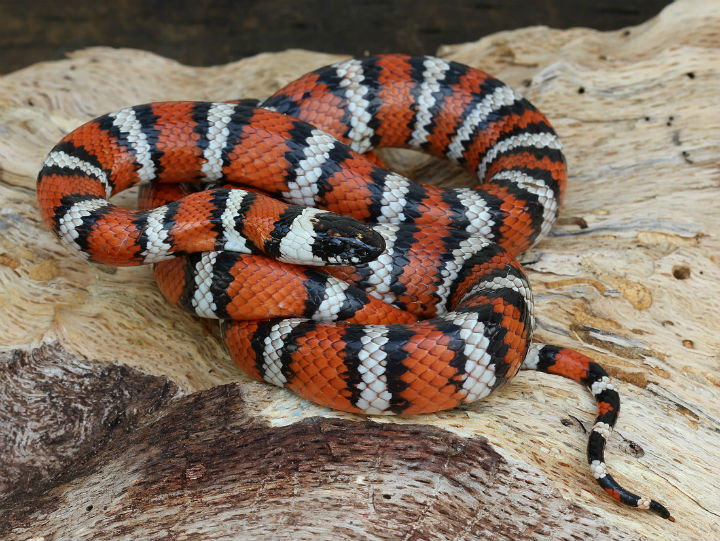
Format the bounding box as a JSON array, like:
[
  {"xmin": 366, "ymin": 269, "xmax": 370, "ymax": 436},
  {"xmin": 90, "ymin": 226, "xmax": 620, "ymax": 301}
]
[{"xmin": 36, "ymin": 54, "xmax": 672, "ymax": 519}]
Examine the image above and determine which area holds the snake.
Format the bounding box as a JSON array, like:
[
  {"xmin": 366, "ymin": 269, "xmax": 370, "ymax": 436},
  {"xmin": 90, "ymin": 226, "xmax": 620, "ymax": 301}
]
[{"xmin": 36, "ymin": 54, "xmax": 672, "ymax": 520}]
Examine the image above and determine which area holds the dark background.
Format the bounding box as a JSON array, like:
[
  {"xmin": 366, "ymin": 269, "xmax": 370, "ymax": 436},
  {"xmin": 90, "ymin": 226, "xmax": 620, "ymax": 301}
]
[{"xmin": 2, "ymin": 0, "xmax": 673, "ymax": 75}]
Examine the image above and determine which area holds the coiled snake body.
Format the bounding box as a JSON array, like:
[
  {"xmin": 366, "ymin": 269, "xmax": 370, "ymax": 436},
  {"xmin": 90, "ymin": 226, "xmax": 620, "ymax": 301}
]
[{"xmin": 37, "ymin": 54, "xmax": 672, "ymax": 519}]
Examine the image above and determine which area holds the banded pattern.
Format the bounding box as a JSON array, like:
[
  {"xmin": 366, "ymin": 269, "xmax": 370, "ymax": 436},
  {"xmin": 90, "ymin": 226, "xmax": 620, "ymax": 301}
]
[
  {"xmin": 522, "ymin": 345, "xmax": 672, "ymax": 519},
  {"xmin": 263, "ymin": 55, "xmax": 566, "ymax": 255},
  {"xmin": 37, "ymin": 105, "xmax": 386, "ymax": 267},
  {"xmin": 38, "ymin": 54, "xmax": 671, "ymax": 520}
]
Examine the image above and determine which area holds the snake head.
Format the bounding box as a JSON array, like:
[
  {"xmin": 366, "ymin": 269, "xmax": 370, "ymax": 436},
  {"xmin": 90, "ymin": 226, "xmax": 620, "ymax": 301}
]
[
  {"xmin": 275, "ymin": 208, "xmax": 385, "ymax": 266},
  {"xmin": 312, "ymin": 212, "xmax": 386, "ymax": 265}
]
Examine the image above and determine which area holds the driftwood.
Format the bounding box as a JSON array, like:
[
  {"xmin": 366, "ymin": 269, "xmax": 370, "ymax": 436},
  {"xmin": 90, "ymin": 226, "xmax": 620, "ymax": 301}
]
[{"xmin": 1, "ymin": 1, "xmax": 718, "ymax": 539}]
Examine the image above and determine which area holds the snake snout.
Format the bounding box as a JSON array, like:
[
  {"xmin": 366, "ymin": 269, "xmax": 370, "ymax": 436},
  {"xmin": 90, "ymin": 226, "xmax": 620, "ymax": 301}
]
[{"xmin": 311, "ymin": 213, "xmax": 386, "ymax": 265}]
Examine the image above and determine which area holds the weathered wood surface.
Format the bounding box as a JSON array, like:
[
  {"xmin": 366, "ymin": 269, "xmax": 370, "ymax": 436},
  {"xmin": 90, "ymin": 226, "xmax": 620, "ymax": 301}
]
[{"xmin": 0, "ymin": 0, "xmax": 718, "ymax": 539}]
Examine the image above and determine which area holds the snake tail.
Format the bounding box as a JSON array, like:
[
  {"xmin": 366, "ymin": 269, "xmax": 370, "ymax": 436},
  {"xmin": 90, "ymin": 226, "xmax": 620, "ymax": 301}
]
[{"xmin": 522, "ymin": 344, "xmax": 674, "ymax": 520}]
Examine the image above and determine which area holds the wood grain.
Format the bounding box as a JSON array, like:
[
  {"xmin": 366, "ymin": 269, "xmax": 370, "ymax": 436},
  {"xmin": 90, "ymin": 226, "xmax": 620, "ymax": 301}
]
[
  {"xmin": 1, "ymin": 344, "xmax": 639, "ymax": 540},
  {"xmin": 1, "ymin": 1, "xmax": 718, "ymax": 538}
]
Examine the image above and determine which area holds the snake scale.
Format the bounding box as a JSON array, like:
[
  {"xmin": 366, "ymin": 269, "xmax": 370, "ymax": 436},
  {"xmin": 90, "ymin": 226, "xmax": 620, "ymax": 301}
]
[{"xmin": 36, "ymin": 54, "xmax": 672, "ymax": 519}]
